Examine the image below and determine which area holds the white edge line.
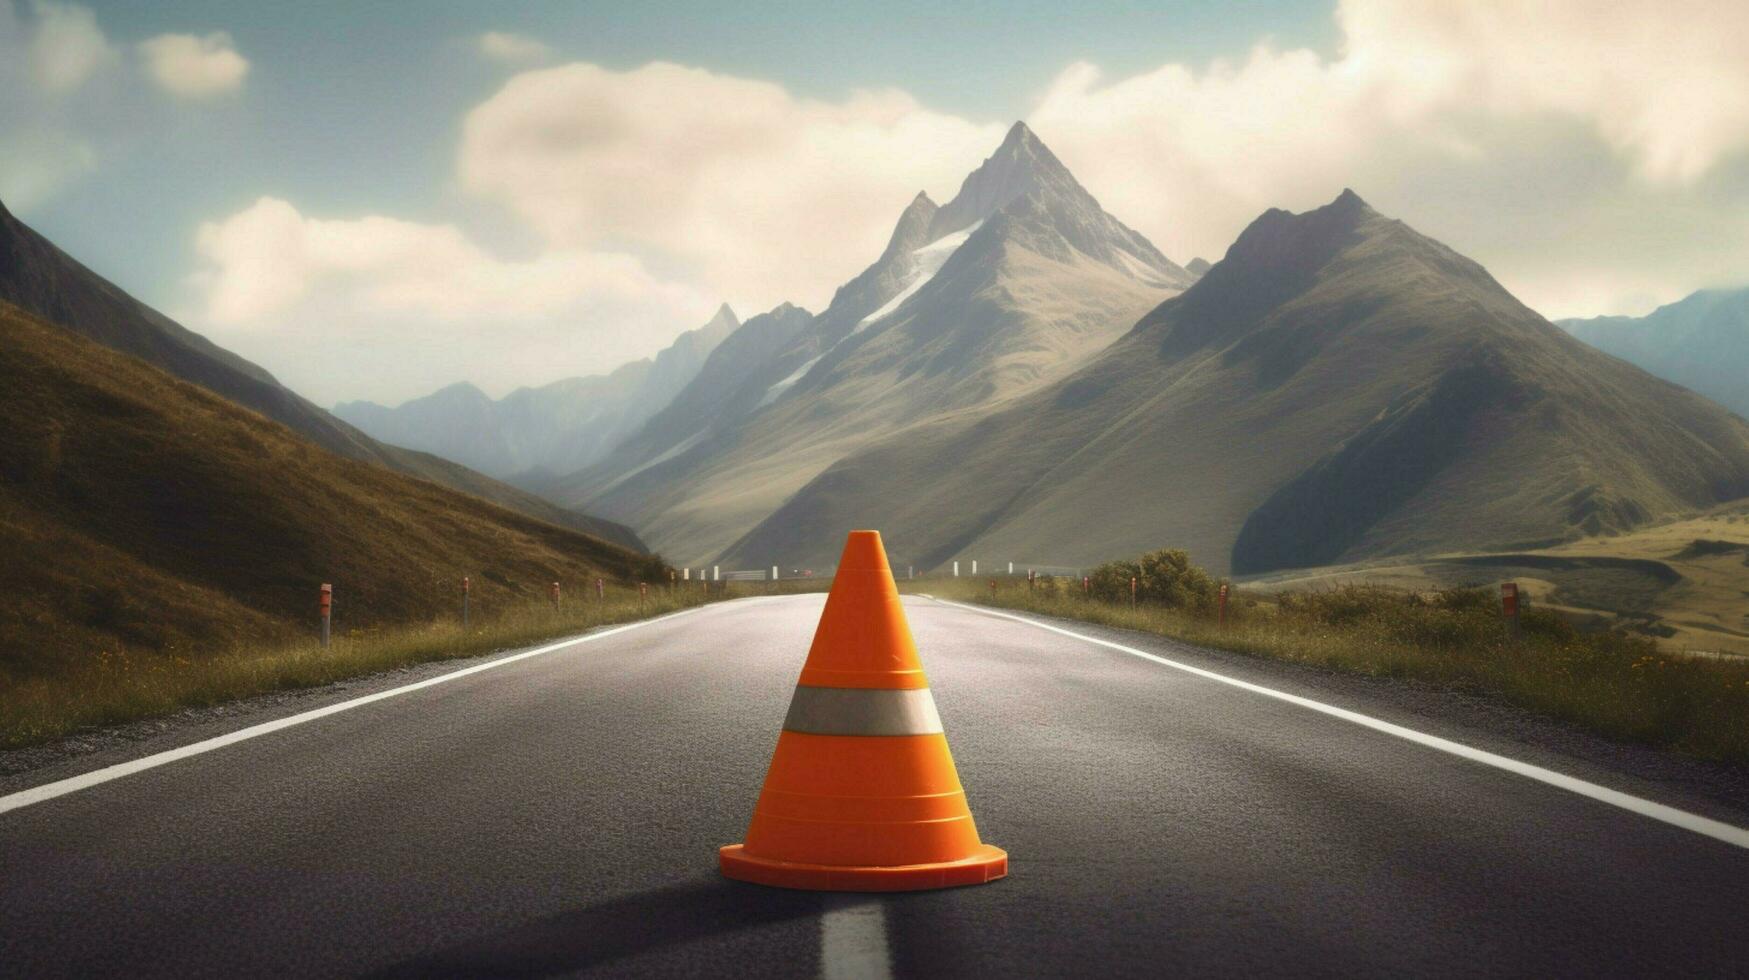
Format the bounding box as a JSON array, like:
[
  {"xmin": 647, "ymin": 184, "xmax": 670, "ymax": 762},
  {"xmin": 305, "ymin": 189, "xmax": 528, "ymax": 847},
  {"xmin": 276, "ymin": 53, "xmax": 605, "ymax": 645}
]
[
  {"xmin": 931, "ymin": 597, "xmax": 1749, "ymax": 851},
  {"xmin": 0, "ymin": 603, "xmax": 720, "ymax": 817},
  {"xmin": 819, "ymin": 894, "xmax": 894, "ymax": 980}
]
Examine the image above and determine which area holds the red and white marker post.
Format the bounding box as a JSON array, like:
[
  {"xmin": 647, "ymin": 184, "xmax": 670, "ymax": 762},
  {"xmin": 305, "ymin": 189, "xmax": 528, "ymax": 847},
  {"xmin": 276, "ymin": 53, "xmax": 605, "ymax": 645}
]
[
  {"xmin": 1217, "ymin": 582, "xmax": 1230, "ymax": 630},
  {"xmin": 595, "ymin": 578, "xmax": 604, "ymax": 601},
  {"xmin": 550, "ymin": 581, "xmax": 561, "ymax": 611},
  {"xmin": 462, "ymin": 576, "xmax": 470, "ymax": 628},
  {"xmin": 1131, "ymin": 576, "xmax": 1138, "ymax": 608},
  {"xmin": 1501, "ymin": 582, "xmax": 1522, "ymax": 640},
  {"xmin": 319, "ymin": 583, "xmax": 332, "ymax": 648}
]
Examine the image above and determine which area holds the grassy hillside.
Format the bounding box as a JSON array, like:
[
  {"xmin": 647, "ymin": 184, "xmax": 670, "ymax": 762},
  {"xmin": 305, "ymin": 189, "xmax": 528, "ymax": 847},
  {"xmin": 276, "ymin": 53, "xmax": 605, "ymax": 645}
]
[
  {"xmin": 0, "ymin": 299, "xmax": 666, "ymax": 691},
  {"xmin": 727, "ymin": 191, "xmax": 1749, "ymax": 575},
  {"xmin": 0, "ymin": 195, "xmax": 642, "ymax": 551},
  {"xmin": 1247, "ymin": 500, "xmax": 1749, "ymax": 657}
]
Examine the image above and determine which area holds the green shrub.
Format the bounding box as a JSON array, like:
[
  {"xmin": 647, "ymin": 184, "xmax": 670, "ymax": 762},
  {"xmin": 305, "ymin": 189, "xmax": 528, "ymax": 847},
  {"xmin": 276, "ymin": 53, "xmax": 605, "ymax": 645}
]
[{"xmin": 1087, "ymin": 549, "xmax": 1222, "ymax": 611}]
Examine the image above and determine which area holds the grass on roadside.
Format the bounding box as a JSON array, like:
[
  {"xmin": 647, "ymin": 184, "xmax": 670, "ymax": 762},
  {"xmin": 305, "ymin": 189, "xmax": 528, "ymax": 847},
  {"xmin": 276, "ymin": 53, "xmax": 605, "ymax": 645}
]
[
  {"xmin": 0, "ymin": 581, "xmax": 825, "ymax": 750},
  {"xmin": 916, "ymin": 573, "xmax": 1749, "ymax": 765}
]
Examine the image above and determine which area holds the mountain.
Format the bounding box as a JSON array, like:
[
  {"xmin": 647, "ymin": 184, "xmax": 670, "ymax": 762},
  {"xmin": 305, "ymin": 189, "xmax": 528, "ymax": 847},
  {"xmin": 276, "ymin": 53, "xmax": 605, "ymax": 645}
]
[
  {"xmin": 1187, "ymin": 257, "xmax": 1213, "ymax": 277},
  {"xmin": 722, "ymin": 190, "xmax": 1749, "ymax": 574},
  {"xmin": 560, "ymin": 122, "xmax": 1195, "ymax": 563},
  {"xmin": 334, "ymin": 304, "xmax": 739, "ymax": 478},
  {"xmin": 1560, "ymin": 288, "xmax": 1749, "ymax": 418},
  {"xmin": 0, "ymin": 196, "xmax": 644, "ymax": 552},
  {"xmin": 0, "ymin": 298, "xmax": 664, "ymax": 679}
]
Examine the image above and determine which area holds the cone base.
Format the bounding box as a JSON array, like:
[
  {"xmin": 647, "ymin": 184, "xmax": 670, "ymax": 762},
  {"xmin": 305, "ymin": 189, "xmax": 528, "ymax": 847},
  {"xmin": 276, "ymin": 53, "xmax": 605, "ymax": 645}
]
[{"xmin": 718, "ymin": 843, "xmax": 1007, "ymax": 892}]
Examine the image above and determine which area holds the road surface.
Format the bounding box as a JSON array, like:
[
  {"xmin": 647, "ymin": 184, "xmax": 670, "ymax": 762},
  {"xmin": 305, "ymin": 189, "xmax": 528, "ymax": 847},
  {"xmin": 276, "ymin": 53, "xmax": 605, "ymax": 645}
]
[{"xmin": 4, "ymin": 594, "xmax": 1747, "ymax": 976}]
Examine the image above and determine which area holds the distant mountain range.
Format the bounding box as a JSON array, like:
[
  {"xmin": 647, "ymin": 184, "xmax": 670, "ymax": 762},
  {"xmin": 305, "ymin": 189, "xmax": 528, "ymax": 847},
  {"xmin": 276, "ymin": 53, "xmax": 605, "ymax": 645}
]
[
  {"xmin": 554, "ymin": 122, "xmax": 1197, "ymax": 563},
  {"xmin": 0, "ymin": 197, "xmax": 643, "ymax": 553},
  {"xmin": 14, "ymin": 118, "xmax": 1743, "ymax": 589},
  {"xmin": 715, "ymin": 189, "xmax": 1749, "ymax": 573},
  {"xmin": 1560, "ymin": 288, "xmax": 1749, "ymax": 419},
  {"xmin": 334, "ymin": 304, "xmax": 740, "ymax": 480}
]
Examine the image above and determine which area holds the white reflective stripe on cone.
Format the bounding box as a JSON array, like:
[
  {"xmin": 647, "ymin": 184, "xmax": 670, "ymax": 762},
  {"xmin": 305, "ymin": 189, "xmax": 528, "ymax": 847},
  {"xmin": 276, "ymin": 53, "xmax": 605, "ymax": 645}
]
[{"xmin": 782, "ymin": 686, "xmax": 944, "ymax": 736}]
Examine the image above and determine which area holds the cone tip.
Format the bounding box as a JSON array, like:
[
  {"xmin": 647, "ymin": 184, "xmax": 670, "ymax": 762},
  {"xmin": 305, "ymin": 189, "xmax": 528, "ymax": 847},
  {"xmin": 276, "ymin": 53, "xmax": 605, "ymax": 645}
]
[{"xmin": 838, "ymin": 530, "xmax": 891, "ymax": 571}]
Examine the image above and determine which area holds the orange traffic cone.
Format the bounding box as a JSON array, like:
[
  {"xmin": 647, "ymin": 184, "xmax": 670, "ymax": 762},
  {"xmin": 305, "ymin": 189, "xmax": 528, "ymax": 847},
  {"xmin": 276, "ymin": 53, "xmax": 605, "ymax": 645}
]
[{"xmin": 719, "ymin": 530, "xmax": 1007, "ymax": 891}]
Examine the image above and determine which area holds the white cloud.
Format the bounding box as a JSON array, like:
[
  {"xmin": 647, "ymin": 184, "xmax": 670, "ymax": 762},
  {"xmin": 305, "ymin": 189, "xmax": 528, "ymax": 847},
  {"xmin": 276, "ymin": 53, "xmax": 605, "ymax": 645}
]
[
  {"xmin": 1028, "ymin": 0, "xmax": 1749, "ymax": 317},
  {"xmin": 138, "ymin": 31, "xmax": 248, "ymax": 99},
  {"xmin": 477, "ymin": 30, "xmax": 549, "ymax": 64},
  {"xmin": 23, "ymin": 0, "xmax": 114, "ymax": 94},
  {"xmin": 189, "ymin": 197, "xmax": 717, "ymax": 403},
  {"xmin": 457, "ymin": 61, "xmax": 1005, "ymax": 312}
]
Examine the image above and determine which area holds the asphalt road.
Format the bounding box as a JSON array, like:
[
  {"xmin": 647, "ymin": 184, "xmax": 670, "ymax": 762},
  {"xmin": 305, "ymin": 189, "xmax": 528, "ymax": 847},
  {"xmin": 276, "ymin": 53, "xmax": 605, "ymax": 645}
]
[{"xmin": 4, "ymin": 594, "xmax": 1748, "ymax": 977}]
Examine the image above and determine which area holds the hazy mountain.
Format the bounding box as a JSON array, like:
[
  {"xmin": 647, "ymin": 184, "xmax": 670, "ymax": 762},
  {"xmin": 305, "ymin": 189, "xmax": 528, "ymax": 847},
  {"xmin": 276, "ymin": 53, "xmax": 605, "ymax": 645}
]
[
  {"xmin": 334, "ymin": 304, "xmax": 739, "ymax": 478},
  {"xmin": 1187, "ymin": 257, "xmax": 1213, "ymax": 277},
  {"xmin": 1560, "ymin": 288, "xmax": 1749, "ymax": 418},
  {"xmin": 0, "ymin": 196, "xmax": 644, "ymax": 552},
  {"xmin": 723, "ymin": 191, "xmax": 1749, "ymax": 574},
  {"xmin": 562, "ymin": 122, "xmax": 1194, "ymax": 562},
  {"xmin": 0, "ymin": 298, "xmax": 662, "ymax": 675}
]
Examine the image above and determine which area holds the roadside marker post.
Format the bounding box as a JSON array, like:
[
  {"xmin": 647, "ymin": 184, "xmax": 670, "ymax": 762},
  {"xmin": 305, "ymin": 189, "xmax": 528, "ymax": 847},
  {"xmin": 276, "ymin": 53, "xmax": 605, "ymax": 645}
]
[
  {"xmin": 1218, "ymin": 583, "xmax": 1230, "ymax": 630},
  {"xmin": 713, "ymin": 565, "xmax": 721, "ymax": 582},
  {"xmin": 953, "ymin": 561, "xmax": 960, "ymax": 577},
  {"xmin": 1008, "ymin": 561, "xmax": 1014, "ymax": 575},
  {"xmin": 990, "ymin": 579, "xmax": 997, "ymax": 597},
  {"xmin": 1131, "ymin": 576, "xmax": 1137, "ymax": 608},
  {"xmin": 972, "ymin": 560, "xmax": 978, "ymax": 575},
  {"xmin": 1028, "ymin": 569, "xmax": 1035, "ymax": 592},
  {"xmin": 1082, "ymin": 575, "xmax": 1089, "ymax": 596},
  {"xmin": 684, "ymin": 568, "xmax": 690, "ymax": 581},
  {"xmin": 772, "ymin": 565, "xmax": 779, "ymax": 582},
  {"xmin": 1502, "ymin": 582, "xmax": 1522, "ymax": 640},
  {"xmin": 595, "ymin": 578, "xmax": 604, "ymax": 601},
  {"xmin": 550, "ymin": 581, "xmax": 561, "ymax": 610},
  {"xmin": 640, "ymin": 582, "xmax": 648, "ymax": 606},
  {"xmin": 462, "ymin": 576, "xmax": 470, "ymax": 628},
  {"xmin": 319, "ymin": 583, "xmax": 332, "ymax": 648}
]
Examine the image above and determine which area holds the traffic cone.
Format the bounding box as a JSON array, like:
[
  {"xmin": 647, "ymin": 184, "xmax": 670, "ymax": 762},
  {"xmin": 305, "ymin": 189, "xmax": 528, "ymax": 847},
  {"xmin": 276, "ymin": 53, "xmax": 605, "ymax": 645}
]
[{"xmin": 719, "ymin": 530, "xmax": 1007, "ymax": 891}]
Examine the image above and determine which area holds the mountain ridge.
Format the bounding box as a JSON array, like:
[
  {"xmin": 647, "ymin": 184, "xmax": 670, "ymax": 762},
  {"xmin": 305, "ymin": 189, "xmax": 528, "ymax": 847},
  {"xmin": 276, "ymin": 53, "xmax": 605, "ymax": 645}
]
[
  {"xmin": 559, "ymin": 121, "xmax": 1194, "ymax": 562},
  {"xmin": 334, "ymin": 304, "xmax": 740, "ymax": 479},
  {"xmin": 1560, "ymin": 287, "xmax": 1749, "ymax": 419},
  {"xmin": 720, "ymin": 190, "xmax": 1749, "ymax": 574}
]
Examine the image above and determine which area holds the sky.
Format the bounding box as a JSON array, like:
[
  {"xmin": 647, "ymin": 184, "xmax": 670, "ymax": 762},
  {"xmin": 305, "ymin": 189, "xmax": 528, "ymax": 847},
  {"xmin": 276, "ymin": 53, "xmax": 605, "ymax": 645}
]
[{"xmin": 4, "ymin": 0, "xmax": 1748, "ymax": 406}]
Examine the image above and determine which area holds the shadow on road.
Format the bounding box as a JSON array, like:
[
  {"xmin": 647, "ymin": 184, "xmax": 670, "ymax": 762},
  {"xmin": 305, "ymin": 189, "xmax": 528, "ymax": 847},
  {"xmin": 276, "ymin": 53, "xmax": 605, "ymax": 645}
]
[{"xmin": 367, "ymin": 876, "xmax": 820, "ymax": 978}]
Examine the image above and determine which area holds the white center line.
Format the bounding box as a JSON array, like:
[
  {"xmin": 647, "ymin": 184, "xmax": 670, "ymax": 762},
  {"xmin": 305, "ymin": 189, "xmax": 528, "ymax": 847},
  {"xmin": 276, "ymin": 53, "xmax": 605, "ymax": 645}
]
[
  {"xmin": 820, "ymin": 894, "xmax": 894, "ymax": 980},
  {"xmin": 931, "ymin": 597, "xmax": 1749, "ymax": 852},
  {"xmin": 0, "ymin": 604, "xmax": 717, "ymax": 817}
]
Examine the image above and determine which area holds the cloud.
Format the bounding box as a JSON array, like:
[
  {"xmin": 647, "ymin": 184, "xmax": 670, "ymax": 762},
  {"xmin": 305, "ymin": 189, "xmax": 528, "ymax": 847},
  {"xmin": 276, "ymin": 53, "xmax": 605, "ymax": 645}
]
[
  {"xmin": 457, "ymin": 61, "xmax": 1005, "ymax": 312},
  {"xmin": 477, "ymin": 31, "xmax": 549, "ymax": 64},
  {"xmin": 23, "ymin": 0, "xmax": 114, "ymax": 94},
  {"xmin": 189, "ymin": 197, "xmax": 717, "ymax": 404},
  {"xmin": 138, "ymin": 31, "xmax": 248, "ymax": 99},
  {"xmin": 1028, "ymin": 0, "xmax": 1749, "ymax": 317}
]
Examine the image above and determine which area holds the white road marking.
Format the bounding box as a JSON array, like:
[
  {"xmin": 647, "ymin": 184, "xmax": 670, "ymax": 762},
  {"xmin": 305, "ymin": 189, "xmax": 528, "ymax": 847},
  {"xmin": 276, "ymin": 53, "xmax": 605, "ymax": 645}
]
[
  {"xmin": 0, "ymin": 605, "xmax": 716, "ymax": 817},
  {"xmin": 820, "ymin": 895, "xmax": 893, "ymax": 980},
  {"xmin": 931, "ymin": 598, "xmax": 1749, "ymax": 851}
]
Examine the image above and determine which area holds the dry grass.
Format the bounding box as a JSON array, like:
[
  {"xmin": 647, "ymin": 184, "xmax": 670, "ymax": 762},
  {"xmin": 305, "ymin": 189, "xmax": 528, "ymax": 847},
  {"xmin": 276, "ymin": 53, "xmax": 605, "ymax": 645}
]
[
  {"xmin": 1, "ymin": 580, "xmax": 824, "ymax": 749},
  {"xmin": 916, "ymin": 577, "xmax": 1749, "ymax": 765},
  {"xmin": 1248, "ymin": 500, "xmax": 1749, "ymax": 657}
]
